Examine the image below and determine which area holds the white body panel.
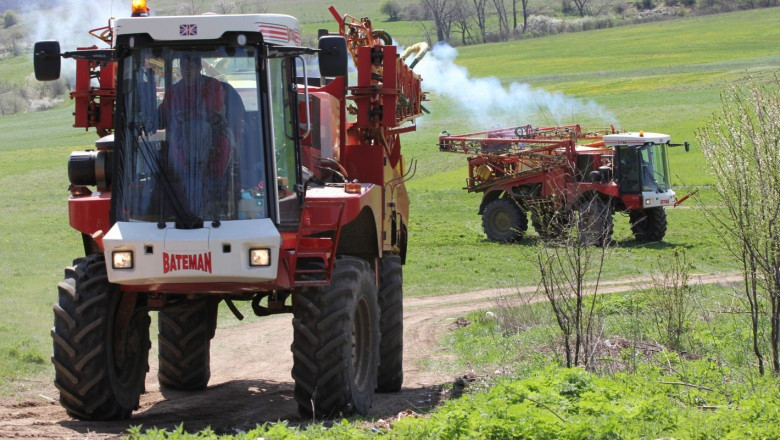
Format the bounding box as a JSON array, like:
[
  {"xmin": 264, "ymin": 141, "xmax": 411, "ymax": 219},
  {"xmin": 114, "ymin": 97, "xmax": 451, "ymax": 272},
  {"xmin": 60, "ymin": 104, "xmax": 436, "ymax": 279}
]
[
  {"xmin": 114, "ymin": 14, "xmax": 301, "ymax": 46},
  {"xmin": 603, "ymin": 132, "xmax": 670, "ymax": 146},
  {"xmin": 103, "ymin": 219, "xmax": 281, "ymax": 285},
  {"xmin": 642, "ymin": 189, "xmax": 676, "ymax": 208}
]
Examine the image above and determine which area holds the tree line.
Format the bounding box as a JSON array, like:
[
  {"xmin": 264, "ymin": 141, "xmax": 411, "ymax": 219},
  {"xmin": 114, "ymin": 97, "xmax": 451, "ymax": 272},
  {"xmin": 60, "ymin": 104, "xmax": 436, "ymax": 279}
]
[{"xmin": 380, "ymin": 0, "xmax": 778, "ymax": 45}]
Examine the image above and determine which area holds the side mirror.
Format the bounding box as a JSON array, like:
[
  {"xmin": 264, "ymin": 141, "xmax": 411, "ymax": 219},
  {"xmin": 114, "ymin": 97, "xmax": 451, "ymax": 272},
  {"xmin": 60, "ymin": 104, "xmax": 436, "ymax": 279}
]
[
  {"xmin": 34, "ymin": 41, "xmax": 61, "ymax": 81},
  {"xmin": 318, "ymin": 36, "xmax": 348, "ymax": 77}
]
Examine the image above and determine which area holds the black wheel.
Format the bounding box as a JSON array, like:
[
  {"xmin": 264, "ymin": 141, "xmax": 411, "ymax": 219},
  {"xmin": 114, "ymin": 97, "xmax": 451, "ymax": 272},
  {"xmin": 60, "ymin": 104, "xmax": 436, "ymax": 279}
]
[
  {"xmin": 376, "ymin": 254, "xmax": 403, "ymax": 393},
  {"xmin": 531, "ymin": 208, "xmax": 572, "ymax": 241},
  {"xmin": 291, "ymin": 257, "xmax": 380, "ymax": 418},
  {"xmin": 52, "ymin": 254, "xmax": 150, "ymax": 420},
  {"xmin": 578, "ymin": 197, "xmax": 613, "ymax": 246},
  {"xmin": 482, "ymin": 198, "xmax": 528, "ymax": 242},
  {"xmin": 158, "ymin": 297, "xmax": 216, "ymax": 390},
  {"xmin": 630, "ymin": 207, "xmax": 667, "ymax": 242}
]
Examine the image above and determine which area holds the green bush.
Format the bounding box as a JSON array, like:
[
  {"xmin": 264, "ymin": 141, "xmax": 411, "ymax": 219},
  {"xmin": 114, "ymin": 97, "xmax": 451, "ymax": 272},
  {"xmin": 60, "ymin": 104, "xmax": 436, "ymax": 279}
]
[
  {"xmin": 3, "ymin": 9, "xmax": 18, "ymax": 29},
  {"xmin": 379, "ymin": 0, "xmax": 401, "ymax": 21},
  {"xmin": 636, "ymin": 0, "xmax": 656, "ymax": 9},
  {"xmin": 392, "ymin": 365, "xmax": 780, "ymax": 439}
]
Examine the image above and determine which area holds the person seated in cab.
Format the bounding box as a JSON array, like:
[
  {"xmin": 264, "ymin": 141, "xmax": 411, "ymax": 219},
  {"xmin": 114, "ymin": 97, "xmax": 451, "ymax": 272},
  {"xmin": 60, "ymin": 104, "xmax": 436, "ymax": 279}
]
[
  {"xmin": 158, "ymin": 52, "xmax": 232, "ymax": 179},
  {"xmin": 157, "ymin": 52, "xmax": 241, "ymax": 220}
]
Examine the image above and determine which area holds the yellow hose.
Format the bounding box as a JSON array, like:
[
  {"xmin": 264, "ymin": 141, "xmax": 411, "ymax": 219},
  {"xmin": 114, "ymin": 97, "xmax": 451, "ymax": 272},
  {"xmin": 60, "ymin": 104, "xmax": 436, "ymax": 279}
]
[{"xmin": 400, "ymin": 42, "xmax": 429, "ymax": 69}]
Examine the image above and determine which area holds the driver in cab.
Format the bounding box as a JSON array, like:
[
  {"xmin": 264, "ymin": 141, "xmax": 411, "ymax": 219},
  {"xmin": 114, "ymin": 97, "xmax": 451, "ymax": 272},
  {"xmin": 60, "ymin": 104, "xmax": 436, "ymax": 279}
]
[{"xmin": 158, "ymin": 52, "xmax": 231, "ymax": 178}]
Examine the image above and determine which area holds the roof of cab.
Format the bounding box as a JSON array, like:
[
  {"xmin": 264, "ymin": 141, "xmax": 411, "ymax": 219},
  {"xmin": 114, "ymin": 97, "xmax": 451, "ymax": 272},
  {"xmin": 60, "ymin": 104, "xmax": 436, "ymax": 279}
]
[
  {"xmin": 114, "ymin": 14, "xmax": 301, "ymax": 46},
  {"xmin": 603, "ymin": 132, "xmax": 670, "ymax": 145}
]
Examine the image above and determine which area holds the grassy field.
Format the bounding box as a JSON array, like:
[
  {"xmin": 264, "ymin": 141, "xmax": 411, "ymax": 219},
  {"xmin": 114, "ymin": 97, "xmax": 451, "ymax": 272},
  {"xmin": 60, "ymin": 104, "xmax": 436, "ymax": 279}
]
[
  {"xmin": 400, "ymin": 7, "xmax": 779, "ymax": 295},
  {"xmin": 0, "ymin": 53, "xmax": 33, "ymax": 85},
  {"xmin": 0, "ymin": 7, "xmax": 778, "ymax": 399}
]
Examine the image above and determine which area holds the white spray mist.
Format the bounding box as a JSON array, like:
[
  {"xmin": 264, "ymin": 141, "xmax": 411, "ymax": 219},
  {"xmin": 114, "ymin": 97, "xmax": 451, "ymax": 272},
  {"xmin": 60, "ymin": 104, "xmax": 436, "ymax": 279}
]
[
  {"xmin": 30, "ymin": 0, "xmax": 129, "ymax": 51},
  {"xmin": 413, "ymin": 43, "xmax": 616, "ymax": 129},
  {"xmin": 28, "ymin": 0, "xmax": 130, "ymax": 84}
]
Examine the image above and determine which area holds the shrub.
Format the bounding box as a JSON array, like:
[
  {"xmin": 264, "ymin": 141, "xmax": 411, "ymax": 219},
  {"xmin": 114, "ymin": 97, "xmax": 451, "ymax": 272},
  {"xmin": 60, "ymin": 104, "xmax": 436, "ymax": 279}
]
[
  {"xmin": 379, "ymin": 0, "xmax": 402, "ymax": 21},
  {"xmin": 698, "ymin": 76, "xmax": 780, "ymax": 375},
  {"xmin": 635, "ymin": 0, "xmax": 656, "ymax": 9},
  {"xmin": 644, "ymin": 249, "xmax": 696, "ymax": 352},
  {"xmin": 3, "ymin": 9, "xmax": 18, "ymax": 29}
]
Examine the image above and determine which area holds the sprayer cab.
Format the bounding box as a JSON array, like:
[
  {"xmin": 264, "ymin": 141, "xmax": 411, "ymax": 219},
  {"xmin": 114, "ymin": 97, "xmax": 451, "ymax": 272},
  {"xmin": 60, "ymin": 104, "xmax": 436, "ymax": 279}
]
[
  {"xmin": 604, "ymin": 132, "xmax": 676, "ymax": 209},
  {"xmin": 35, "ymin": 13, "xmax": 349, "ymax": 287}
]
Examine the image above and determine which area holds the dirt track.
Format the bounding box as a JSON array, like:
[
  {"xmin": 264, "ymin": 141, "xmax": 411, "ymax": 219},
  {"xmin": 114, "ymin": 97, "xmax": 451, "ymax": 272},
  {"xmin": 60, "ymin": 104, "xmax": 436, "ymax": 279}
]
[{"xmin": 0, "ymin": 273, "xmax": 741, "ymax": 439}]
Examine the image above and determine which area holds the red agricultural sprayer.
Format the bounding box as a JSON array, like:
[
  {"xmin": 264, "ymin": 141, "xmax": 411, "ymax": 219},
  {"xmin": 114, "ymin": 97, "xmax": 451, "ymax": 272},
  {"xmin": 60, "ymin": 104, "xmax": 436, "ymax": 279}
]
[
  {"xmin": 438, "ymin": 124, "xmax": 689, "ymax": 244},
  {"xmin": 34, "ymin": 0, "xmax": 428, "ymax": 420}
]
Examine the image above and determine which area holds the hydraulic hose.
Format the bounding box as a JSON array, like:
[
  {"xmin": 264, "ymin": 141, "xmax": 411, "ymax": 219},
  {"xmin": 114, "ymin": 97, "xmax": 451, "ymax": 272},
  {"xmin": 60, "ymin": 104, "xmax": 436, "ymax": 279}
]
[{"xmin": 401, "ymin": 42, "xmax": 429, "ymax": 70}]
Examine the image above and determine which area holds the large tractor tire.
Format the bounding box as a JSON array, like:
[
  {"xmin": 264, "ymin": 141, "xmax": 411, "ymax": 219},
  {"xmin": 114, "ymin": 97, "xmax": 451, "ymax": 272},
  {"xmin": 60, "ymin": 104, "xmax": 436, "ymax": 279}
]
[
  {"xmin": 629, "ymin": 207, "xmax": 667, "ymax": 242},
  {"xmin": 376, "ymin": 254, "xmax": 403, "ymax": 393},
  {"xmin": 531, "ymin": 208, "xmax": 572, "ymax": 241},
  {"xmin": 158, "ymin": 297, "xmax": 216, "ymax": 390},
  {"xmin": 578, "ymin": 197, "xmax": 614, "ymax": 246},
  {"xmin": 52, "ymin": 254, "xmax": 150, "ymax": 420},
  {"xmin": 482, "ymin": 198, "xmax": 528, "ymax": 242},
  {"xmin": 291, "ymin": 257, "xmax": 380, "ymax": 418}
]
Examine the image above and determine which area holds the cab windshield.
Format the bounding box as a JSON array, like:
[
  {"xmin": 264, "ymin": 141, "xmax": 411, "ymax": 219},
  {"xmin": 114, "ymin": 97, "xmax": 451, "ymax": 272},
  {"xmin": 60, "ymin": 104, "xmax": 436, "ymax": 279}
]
[
  {"xmin": 616, "ymin": 143, "xmax": 670, "ymax": 194},
  {"xmin": 114, "ymin": 45, "xmax": 270, "ymax": 227}
]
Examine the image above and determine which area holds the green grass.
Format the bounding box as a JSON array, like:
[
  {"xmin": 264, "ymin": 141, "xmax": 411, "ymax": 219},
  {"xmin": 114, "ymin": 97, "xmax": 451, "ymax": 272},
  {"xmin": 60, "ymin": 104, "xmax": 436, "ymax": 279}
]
[
  {"xmin": 456, "ymin": 9, "xmax": 780, "ymax": 78},
  {"xmin": 127, "ymin": 280, "xmax": 780, "ymax": 438},
  {"xmin": 0, "ymin": 53, "xmax": 33, "ymax": 85},
  {"xmin": 0, "ymin": 105, "xmax": 96, "ymax": 393},
  {"xmin": 396, "ymin": 8, "xmax": 780, "ymax": 296}
]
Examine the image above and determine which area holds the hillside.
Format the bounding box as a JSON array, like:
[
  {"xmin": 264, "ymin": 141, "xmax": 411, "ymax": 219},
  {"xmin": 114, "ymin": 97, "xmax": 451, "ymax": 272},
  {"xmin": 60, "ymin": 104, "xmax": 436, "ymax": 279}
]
[{"xmin": 0, "ymin": 7, "xmax": 778, "ymax": 437}]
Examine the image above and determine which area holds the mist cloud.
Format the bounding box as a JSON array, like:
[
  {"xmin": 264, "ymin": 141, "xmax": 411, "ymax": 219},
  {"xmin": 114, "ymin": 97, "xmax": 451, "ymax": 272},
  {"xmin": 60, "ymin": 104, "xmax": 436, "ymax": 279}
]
[
  {"xmin": 30, "ymin": 0, "xmax": 129, "ymax": 51},
  {"xmin": 414, "ymin": 43, "xmax": 615, "ymax": 128}
]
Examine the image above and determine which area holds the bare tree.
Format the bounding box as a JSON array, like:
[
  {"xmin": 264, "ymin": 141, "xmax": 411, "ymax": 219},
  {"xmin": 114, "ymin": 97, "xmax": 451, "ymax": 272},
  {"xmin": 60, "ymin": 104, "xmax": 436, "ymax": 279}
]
[
  {"xmin": 517, "ymin": 0, "xmax": 547, "ymax": 34},
  {"xmin": 471, "ymin": 0, "xmax": 489, "ymax": 42},
  {"xmin": 491, "ymin": 0, "xmax": 511, "ymax": 40},
  {"xmin": 535, "ymin": 198, "xmax": 612, "ymax": 368},
  {"xmin": 422, "ymin": 0, "xmax": 456, "ymax": 42},
  {"xmin": 698, "ymin": 75, "xmax": 780, "ymax": 375},
  {"xmin": 572, "ymin": 0, "xmax": 591, "ymax": 16},
  {"xmin": 451, "ymin": 0, "xmax": 476, "ymax": 45}
]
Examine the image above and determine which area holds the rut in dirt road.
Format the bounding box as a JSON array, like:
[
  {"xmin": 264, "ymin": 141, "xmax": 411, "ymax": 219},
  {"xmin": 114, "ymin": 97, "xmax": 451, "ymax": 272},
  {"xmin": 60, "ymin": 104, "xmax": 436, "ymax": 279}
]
[{"xmin": 0, "ymin": 273, "xmax": 741, "ymax": 439}]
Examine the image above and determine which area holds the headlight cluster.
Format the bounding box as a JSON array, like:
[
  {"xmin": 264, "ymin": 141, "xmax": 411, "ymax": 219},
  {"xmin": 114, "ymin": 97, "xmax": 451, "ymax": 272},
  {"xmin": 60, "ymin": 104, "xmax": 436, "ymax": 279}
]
[
  {"xmin": 112, "ymin": 251, "xmax": 134, "ymax": 269},
  {"xmin": 249, "ymin": 248, "xmax": 271, "ymax": 267}
]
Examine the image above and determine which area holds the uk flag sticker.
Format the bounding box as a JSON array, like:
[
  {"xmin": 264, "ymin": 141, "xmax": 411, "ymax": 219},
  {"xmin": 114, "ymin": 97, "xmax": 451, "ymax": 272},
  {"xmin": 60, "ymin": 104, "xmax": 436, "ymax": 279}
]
[{"xmin": 179, "ymin": 24, "xmax": 198, "ymax": 36}]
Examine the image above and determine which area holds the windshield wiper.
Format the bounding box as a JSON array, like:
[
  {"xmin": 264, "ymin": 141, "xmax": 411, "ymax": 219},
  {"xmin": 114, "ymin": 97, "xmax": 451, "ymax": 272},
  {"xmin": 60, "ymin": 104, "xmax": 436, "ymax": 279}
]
[{"xmin": 134, "ymin": 124, "xmax": 202, "ymax": 229}]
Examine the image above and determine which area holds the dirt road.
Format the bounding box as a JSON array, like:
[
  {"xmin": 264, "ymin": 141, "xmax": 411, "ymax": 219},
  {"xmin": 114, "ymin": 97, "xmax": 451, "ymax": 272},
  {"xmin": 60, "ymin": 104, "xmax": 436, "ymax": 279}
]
[{"xmin": 0, "ymin": 273, "xmax": 741, "ymax": 439}]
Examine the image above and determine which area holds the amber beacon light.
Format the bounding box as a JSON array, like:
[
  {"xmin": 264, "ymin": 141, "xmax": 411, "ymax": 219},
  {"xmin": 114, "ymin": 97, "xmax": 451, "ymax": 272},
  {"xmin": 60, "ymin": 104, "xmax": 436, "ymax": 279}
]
[{"xmin": 131, "ymin": 0, "xmax": 150, "ymax": 17}]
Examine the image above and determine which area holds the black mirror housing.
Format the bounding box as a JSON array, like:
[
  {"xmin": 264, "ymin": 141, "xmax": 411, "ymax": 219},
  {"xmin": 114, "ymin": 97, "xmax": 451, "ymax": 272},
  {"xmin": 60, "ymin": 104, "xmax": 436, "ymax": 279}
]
[
  {"xmin": 34, "ymin": 41, "xmax": 61, "ymax": 81},
  {"xmin": 318, "ymin": 36, "xmax": 348, "ymax": 77}
]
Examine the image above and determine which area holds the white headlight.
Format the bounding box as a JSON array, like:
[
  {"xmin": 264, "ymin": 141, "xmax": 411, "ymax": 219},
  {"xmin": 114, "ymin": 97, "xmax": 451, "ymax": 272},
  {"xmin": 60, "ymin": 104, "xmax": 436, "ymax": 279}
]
[
  {"xmin": 249, "ymin": 248, "xmax": 271, "ymax": 267},
  {"xmin": 112, "ymin": 251, "xmax": 134, "ymax": 269},
  {"xmin": 645, "ymin": 198, "xmax": 652, "ymax": 205}
]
